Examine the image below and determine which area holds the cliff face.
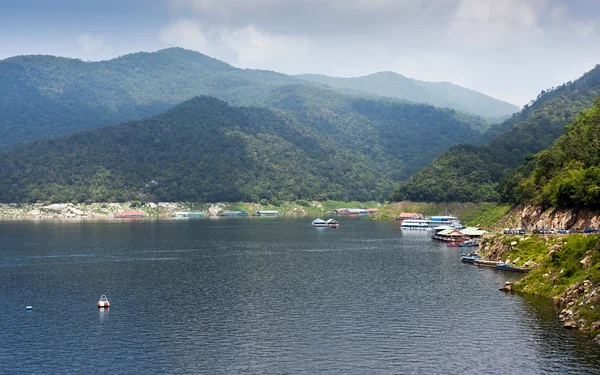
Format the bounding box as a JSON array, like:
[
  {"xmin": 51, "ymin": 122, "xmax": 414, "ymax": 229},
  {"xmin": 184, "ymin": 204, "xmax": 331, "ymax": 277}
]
[{"xmin": 498, "ymin": 205, "xmax": 600, "ymax": 231}]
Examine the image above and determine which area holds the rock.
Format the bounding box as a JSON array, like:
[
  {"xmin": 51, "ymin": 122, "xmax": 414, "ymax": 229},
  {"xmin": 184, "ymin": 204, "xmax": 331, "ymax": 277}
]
[
  {"xmin": 499, "ymin": 281, "xmax": 512, "ymax": 292},
  {"xmin": 510, "ymin": 241, "xmax": 518, "ymax": 246},
  {"xmin": 581, "ymin": 256, "xmax": 593, "ymax": 268},
  {"xmin": 595, "ymin": 334, "xmax": 600, "ymax": 345},
  {"xmin": 591, "ymin": 321, "xmax": 600, "ymax": 331},
  {"xmin": 513, "ymin": 257, "xmax": 522, "ymax": 264},
  {"xmin": 524, "ymin": 260, "xmax": 534, "ymax": 268},
  {"xmin": 563, "ymin": 321, "xmax": 577, "ymax": 329},
  {"xmin": 45, "ymin": 203, "xmax": 68, "ymax": 210}
]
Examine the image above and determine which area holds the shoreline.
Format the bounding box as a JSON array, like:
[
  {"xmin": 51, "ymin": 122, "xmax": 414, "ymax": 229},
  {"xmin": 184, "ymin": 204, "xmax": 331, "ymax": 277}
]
[
  {"xmin": 0, "ymin": 201, "xmax": 508, "ymax": 226},
  {"xmin": 479, "ymin": 232, "xmax": 600, "ymax": 344}
]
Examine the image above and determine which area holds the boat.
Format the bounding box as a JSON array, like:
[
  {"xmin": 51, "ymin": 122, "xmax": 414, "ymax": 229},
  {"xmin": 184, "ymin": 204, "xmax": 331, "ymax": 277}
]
[
  {"xmin": 255, "ymin": 210, "xmax": 279, "ymax": 217},
  {"xmin": 495, "ymin": 263, "xmax": 531, "ymax": 273},
  {"xmin": 401, "ymin": 216, "xmax": 462, "ymax": 231},
  {"xmin": 172, "ymin": 211, "xmax": 204, "ymax": 218},
  {"xmin": 447, "ymin": 242, "xmax": 460, "ymax": 247},
  {"xmin": 115, "ymin": 211, "xmax": 144, "ymax": 218},
  {"xmin": 97, "ymin": 295, "xmax": 110, "ymax": 308},
  {"xmin": 474, "ymin": 259, "xmax": 500, "ymax": 268},
  {"xmin": 218, "ymin": 210, "xmax": 249, "ymax": 217},
  {"xmin": 461, "ymin": 253, "xmax": 481, "ymax": 263},
  {"xmin": 312, "ymin": 218, "xmax": 339, "ymax": 228},
  {"xmin": 459, "ymin": 240, "xmax": 479, "ymax": 247}
]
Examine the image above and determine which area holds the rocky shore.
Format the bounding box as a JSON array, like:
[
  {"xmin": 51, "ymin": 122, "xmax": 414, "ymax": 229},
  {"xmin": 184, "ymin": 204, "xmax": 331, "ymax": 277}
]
[
  {"xmin": 0, "ymin": 202, "xmax": 191, "ymax": 220},
  {"xmin": 0, "ymin": 201, "xmax": 317, "ymax": 220},
  {"xmin": 479, "ymin": 227, "xmax": 600, "ymax": 344}
]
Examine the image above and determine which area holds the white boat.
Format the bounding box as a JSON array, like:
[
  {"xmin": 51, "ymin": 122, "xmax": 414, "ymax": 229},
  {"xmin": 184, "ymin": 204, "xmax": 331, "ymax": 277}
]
[
  {"xmin": 312, "ymin": 218, "xmax": 339, "ymax": 228},
  {"xmin": 401, "ymin": 216, "xmax": 461, "ymax": 230}
]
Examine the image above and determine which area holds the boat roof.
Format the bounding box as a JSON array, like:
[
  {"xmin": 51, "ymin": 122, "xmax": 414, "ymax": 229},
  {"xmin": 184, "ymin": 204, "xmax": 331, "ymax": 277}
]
[{"xmin": 460, "ymin": 227, "xmax": 489, "ymax": 235}]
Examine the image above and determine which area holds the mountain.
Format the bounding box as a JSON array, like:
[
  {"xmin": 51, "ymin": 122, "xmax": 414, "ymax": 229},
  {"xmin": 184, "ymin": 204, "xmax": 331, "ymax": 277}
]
[
  {"xmin": 0, "ymin": 95, "xmax": 484, "ymax": 204},
  {"xmin": 296, "ymin": 72, "xmax": 519, "ymax": 121},
  {"xmin": 391, "ymin": 64, "xmax": 600, "ymax": 203},
  {"xmin": 501, "ymin": 98, "xmax": 600, "ymax": 209},
  {"xmin": 1, "ymin": 48, "xmax": 493, "ymax": 151}
]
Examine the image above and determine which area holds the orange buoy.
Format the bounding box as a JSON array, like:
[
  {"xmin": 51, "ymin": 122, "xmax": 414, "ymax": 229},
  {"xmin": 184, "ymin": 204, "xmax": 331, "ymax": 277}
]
[{"xmin": 97, "ymin": 295, "xmax": 110, "ymax": 308}]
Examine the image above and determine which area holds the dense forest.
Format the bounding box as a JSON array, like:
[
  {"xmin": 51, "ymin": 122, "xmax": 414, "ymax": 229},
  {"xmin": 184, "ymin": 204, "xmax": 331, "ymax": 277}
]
[
  {"xmin": 391, "ymin": 64, "xmax": 600, "ymax": 203},
  {"xmin": 1, "ymin": 48, "xmax": 505, "ymax": 151},
  {"xmin": 501, "ymin": 99, "xmax": 600, "ymax": 209},
  {"xmin": 0, "ymin": 96, "xmax": 484, "ymax": 203},
  {"xmin": 296, "ymin": 72, "xmax": 519, "ymax": 121}
]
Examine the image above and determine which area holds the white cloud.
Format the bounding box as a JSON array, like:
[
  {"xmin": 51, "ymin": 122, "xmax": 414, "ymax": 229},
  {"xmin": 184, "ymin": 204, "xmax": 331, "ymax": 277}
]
[
  {"xmin": 159, "ymin": 19, "xmax": 312, "ymax": 70},
  {"xmin": 159, "ymin": 19, "xmax": 210, "ymax": 52},
  {"xmin": 77, "ymin": 33, "xmax": 107, "ymax": 55},
  {"xmin": 220, "ymin": 25, "xmax": 311, "ymax": 67},
  {"xmin": 447, "ymin": 0, "xmax": 545, "ymax": 49}
]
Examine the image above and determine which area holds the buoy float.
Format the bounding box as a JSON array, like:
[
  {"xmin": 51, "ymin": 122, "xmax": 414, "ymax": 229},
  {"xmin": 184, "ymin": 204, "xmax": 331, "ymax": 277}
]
[{"xmin": 97, "ymin": 295, "xmax": 110, "ymax": 308}]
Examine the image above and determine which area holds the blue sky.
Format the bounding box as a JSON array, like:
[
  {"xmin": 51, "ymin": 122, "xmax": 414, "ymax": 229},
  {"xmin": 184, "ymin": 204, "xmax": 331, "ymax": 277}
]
[{"xmin": 1, "ymin": 0, "xmax": 600, "ymax": 106}]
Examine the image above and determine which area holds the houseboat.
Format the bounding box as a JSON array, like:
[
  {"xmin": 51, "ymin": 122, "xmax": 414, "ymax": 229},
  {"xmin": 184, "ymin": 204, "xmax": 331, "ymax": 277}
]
[
  {"xmin": 255, "ymin": 210, "xmax": 279, "ymax": 217},
  {"xmin": 395, "ymin": 212, "xmax": 424, "ymax": 221},
  {"xmin": 172, "ymin": 211, "xmax": 205, "ymax": 218},
  {"xmin": 432, "ymin": 226, "xmax": 488, "ymax": 242},
  {"xmin": 218, "ymin": 211, "xmax": 249, "ymax": 217},
  {"xmin": 115, "ymin": 211, "xmax": 144, "ymax": 218},
  {"xmin": 401, "ymin": 216, "xmax": 462, "ymax": 231},
  {"xmin": 312, "ymin": 218, "xmax": 340, "ymax": 228}
]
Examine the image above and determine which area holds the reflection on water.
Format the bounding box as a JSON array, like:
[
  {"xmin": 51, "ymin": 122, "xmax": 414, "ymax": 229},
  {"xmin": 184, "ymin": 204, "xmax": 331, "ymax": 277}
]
[{"xmin": 0, "ymin": 218, "xmax": 599, "ymax": 374}]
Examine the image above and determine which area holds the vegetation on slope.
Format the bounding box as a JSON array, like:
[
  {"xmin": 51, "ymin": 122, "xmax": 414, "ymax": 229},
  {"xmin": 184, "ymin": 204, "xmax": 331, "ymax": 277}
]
[
  {"xmin": 296, "ymin": 71, "xmax": 519, "ymax": 121},
  {"xmin": 501, "ymin": 99, "xmax": 600, "ymax": 209},
  {"xmin": 391, "ymin": 65, "xmax": 600, "ymax": 203},
  {"xmin": 0, "ymin": 48, "xmax": 490, "ymax": 151},
  {"xmin": 0, "ymin": 96, "xmax": 482, "ymax": 204},
  {"xmin": 484, "ymin": 234, "xmax": 600, "ymax": 337}
]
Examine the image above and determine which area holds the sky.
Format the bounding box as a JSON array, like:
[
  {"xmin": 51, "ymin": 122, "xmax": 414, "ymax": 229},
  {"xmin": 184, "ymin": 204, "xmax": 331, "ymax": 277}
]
[{"xmin": 1, "ymin": 0, "xmax": 600, "ymax": 106}]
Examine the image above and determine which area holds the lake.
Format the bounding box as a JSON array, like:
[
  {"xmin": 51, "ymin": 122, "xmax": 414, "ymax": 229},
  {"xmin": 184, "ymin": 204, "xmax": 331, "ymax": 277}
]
[{"xmin": 1, "ymin": 217, "xmax": 600, "ymax": 374}]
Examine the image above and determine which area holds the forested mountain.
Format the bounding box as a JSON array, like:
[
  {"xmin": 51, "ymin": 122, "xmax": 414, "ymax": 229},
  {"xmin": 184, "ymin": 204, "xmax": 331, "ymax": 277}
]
[
  {"xmin": 501, "ymin": 99, "xmax": 600, "ymax": 209},
  {"xmin": 296, "ymin": 72, "xmax": 519, "ymax": 121},
  {"xmin": 391, "ymin": 64, "xmax": 600, "ymax": 203},
  {"xmin": 0, "ymin": 95, "xmax": 483, "ymax": 203},
  {"xmin": 2, "ymin": 48, "xmax": 493, "ymax": 151}
]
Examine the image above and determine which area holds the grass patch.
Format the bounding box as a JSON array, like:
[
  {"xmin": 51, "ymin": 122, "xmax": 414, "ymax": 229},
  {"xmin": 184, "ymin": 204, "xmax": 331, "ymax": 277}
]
[{"xmin": 512, "ymin": 234, "xmax": 600, "ymax": 298}]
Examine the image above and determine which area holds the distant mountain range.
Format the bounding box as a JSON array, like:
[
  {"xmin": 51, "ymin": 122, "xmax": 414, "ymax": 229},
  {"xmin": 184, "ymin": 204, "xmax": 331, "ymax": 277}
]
[
  {"xmin": 0, "ymin": 48, "xmax": 511, "ymax": 151},
  {"xmin": 296, "ymin": 72, "xmax": 519, "ymax": 121},
  {"xmin": 391, "ymin": 64, "xmax": 600, "ymax": 203},
  {"xmin": 0, "ymin": 96, "xmax": 484, "ymax": 203}
]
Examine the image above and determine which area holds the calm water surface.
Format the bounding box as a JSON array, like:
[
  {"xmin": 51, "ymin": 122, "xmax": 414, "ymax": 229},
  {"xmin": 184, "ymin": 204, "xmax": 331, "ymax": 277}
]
[{"xmin": 1, "ymin": 218, "xmax": 600, "ymax": 374}]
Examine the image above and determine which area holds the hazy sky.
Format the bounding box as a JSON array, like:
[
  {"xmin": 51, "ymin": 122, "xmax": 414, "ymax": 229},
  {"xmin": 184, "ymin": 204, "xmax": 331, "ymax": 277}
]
[{"xmin": 1, "ymin": 0, "xmax": 600, "ymax": 106}]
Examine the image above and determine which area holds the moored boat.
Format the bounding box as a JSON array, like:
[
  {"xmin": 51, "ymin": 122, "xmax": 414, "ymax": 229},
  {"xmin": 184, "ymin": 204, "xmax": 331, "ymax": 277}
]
[
  {"xmin": 495, "ymin": 263, "xmax": 531, "ymax": 273},
  {"xmin": 461, "ymin": 253, "xmax": 481, "ymax": 263},
  {"xmin": 459, "ymin": 240, "xmax": 479, "ymax": 247},
  {"xmin": 312, "ymin": 218, "xmax": 340, "ymax": 228},
  {"xmin": 474, "ymin": 259, "xmax": 500, "ymax": 268},
  {"xmin": 447, "ymin": 242, "xmax": 460, "ymax": 247}
]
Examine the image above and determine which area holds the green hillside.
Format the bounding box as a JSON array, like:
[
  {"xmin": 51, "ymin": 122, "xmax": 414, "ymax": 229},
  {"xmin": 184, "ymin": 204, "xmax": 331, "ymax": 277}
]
[
  {"xmin": 1, "ymin": 48, "xmax": 494, "ymax": 151},
  {"xmin": 391, "ymin": 65, "xmax": 600, "ymax": 203},
  {"xmin": 0, "ymin": 96, "xmax": 483, "ymax": 203},
  {"xmin": 296, "ymin": 71, "xmax": 519, "ymax": 121},
  {"xmin": 501, "ymin": 98, "xmax": 600, "ymax": 208}
]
